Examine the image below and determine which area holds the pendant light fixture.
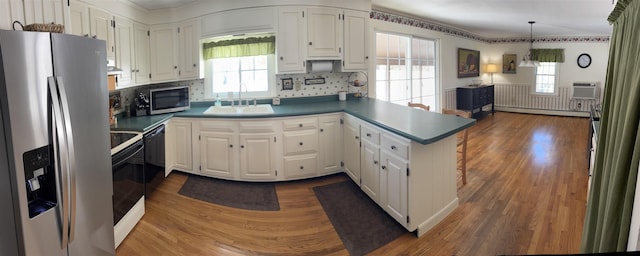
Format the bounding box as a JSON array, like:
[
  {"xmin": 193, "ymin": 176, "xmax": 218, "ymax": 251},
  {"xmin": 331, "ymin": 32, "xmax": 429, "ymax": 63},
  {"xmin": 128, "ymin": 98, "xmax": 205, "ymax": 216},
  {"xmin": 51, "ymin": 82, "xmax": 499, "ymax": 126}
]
[{"xmin": 519, "ymin": 21, "xmax": 541, "ymax": 68}]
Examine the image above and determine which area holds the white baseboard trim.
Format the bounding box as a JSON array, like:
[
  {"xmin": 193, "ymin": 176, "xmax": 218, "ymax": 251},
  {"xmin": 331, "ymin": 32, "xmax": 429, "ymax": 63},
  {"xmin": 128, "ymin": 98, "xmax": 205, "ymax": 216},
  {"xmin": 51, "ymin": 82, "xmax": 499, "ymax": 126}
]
[
  {"xmin": 416, "ymin": 198, "xmax": 459, "ymax": 237},
  {"xmin": 496, "ymin": 106, "xmax": 590, "ymax": 117}
]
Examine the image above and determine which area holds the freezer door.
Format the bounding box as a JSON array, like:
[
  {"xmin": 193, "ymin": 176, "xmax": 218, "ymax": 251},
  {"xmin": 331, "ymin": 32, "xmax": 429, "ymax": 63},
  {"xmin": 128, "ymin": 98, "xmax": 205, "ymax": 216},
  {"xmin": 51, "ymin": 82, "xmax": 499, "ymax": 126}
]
[
  {"xmin": 0, "ymin": 31, "xmax": 66, "ymax": 256},
  {"xmin": 0, "ymin": 102, "xmax": 20, "ymax": 256},
  {"xmin": 51, "ymin": 34, "xmax": 114, "ymax": 255}
]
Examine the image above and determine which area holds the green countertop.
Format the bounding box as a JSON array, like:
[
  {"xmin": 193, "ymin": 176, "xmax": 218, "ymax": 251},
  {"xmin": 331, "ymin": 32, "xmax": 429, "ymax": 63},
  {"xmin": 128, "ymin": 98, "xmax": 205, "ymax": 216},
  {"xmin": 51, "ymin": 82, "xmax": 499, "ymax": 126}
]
[{"xmin": 111, "ymin": 98, "xmax": 476, "ymax": 144}]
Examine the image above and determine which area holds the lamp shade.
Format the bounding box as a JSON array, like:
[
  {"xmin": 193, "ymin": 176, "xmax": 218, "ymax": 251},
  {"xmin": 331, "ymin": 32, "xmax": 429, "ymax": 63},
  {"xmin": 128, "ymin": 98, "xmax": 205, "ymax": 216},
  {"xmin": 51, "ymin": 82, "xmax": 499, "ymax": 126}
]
[{"xmin": 486, "ymin": 63, "xmax": 498, "ymax": 73}]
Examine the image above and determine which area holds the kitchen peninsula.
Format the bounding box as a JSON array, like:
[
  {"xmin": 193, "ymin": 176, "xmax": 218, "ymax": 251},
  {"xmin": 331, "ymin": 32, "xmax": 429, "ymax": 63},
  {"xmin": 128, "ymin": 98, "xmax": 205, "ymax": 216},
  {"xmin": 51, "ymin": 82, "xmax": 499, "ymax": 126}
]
[{"xmin": 112, "ymin": 97, "xmax": 475, "ymax": 236}]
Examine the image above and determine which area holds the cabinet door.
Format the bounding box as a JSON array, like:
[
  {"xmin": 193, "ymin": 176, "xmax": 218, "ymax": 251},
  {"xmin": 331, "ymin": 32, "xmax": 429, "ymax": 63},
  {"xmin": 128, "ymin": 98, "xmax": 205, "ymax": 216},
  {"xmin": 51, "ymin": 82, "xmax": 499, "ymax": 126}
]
[
  {"xmin": 167, "ymin": 120, "xmax": 193, "ymax": 173},
  {"xmin": 342, "ymin": 10, "xmax": 369, "ymax": 71},
  {"xmin": 380, "ymin": 151, "xmax": 408, "ymax": 226},
  {"xmin": 150, "ymin": 24, "xmax": 178, "ymax": 82},
  {"xmin": 361, "ymin": 139, "xmax": 380, "ymax": 203},
  {"xmin": 200, "ymin": 132, "xmax": 236, "ymax": 178},
  {"xmin": 0, "ymin": 0, "xmax": 24, "ymax": 31},
  {"xmin": 307, "ymin": 7, "xmax": 342, "ymax": 58},
  {"xmin": 239, "ymin": 134, "xmax": 277, "ymax": 180},
  {"xmin": 318, "ymin": 115, "xmax": 342, "ymax": 174},
  {"xmin": 133, "ymin": 22, "xmax": 150, "ymax": 85},
  {"xmin": 89, "ymin": 8, "xmax": 115, "ymax": 61},
  {"xmin": 178, "ymin": 20, "xmax": 199, "ymax": 79},
  {"xmin": 276, "ymin": 7, "xmax": 306, "ymax": 73},
  {"xmin": 68, "ymin": 2, "xmax": 89, "ymax": 37},
  {"xmin": 342, "ymin": 116, "xmax": 360, "ymax": 183},
  {"xmin": 23, "ymin": 0, "xmax": 64, "ymax": 28},
  {"xmin": 114, "ymin": 16, "xmax": 134, "ymax": 88}
]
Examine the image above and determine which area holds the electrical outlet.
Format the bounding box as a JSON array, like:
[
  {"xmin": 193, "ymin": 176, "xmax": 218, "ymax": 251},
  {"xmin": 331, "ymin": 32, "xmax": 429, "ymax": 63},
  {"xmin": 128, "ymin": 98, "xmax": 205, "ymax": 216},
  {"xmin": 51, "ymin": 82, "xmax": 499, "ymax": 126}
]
[{"xmin": 577, "ymin": 102, "xmax": 582, "ymax": 109}]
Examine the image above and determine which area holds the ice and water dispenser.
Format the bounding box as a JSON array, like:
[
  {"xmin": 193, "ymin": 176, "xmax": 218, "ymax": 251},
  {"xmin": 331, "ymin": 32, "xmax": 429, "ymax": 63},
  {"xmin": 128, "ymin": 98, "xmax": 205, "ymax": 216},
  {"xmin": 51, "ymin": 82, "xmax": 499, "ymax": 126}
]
[{"xmin": 23, "ymin": 145, "xmax": 57, "ymax": 218}]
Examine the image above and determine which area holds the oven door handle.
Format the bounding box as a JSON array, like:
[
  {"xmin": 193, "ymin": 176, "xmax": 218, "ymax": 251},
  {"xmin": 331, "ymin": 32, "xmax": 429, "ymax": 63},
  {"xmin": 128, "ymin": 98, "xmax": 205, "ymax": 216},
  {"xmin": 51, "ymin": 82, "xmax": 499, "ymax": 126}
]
[{"xmin": 112, "ymin": 142, "xmax": 144, "ymax": 168}]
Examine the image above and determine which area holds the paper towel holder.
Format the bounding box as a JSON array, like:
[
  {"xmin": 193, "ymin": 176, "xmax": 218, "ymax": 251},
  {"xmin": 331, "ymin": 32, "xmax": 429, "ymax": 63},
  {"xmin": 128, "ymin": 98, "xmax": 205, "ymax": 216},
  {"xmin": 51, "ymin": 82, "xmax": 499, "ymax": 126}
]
[{"xmin": 307, "ymin": 60, "xmax": 335, "ymax": 73}]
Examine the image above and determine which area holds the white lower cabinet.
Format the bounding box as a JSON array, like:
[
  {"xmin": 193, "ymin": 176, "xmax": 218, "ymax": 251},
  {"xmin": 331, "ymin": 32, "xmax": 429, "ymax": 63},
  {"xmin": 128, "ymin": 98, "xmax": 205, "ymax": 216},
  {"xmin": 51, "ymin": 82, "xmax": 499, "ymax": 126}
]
[
  {"xmin": 380, "ymin": 149, "xmax": 408, "ymax": 225},
  {"xmin": 342, "ymin": 115, "xmax": 361, "ymax": 183},
  {"xmin": 200, "ymin": 131, "xmax": 236, "ymax": 178},
  {"xmin": 239, "ymin": 133, "xmax": 277, "ymax": 180},
  {"xmin": 318, "ymin": 115, "xmax": 343, "ymax": 174},
  {"xmin": 166, "ymin": 119, "xmax": 193, "ymax": 175},
  {"xmin": 360, "ymin": 139, "xmax": 380, "ymax": 203}
]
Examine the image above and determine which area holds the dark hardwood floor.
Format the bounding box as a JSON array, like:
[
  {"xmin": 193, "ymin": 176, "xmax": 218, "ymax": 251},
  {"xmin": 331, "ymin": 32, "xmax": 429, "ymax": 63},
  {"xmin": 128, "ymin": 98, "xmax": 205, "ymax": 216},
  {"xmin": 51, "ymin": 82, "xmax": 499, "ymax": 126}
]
[{"xmin": 116, "ymin": 112, "xmax": 590, "ymax": 255}]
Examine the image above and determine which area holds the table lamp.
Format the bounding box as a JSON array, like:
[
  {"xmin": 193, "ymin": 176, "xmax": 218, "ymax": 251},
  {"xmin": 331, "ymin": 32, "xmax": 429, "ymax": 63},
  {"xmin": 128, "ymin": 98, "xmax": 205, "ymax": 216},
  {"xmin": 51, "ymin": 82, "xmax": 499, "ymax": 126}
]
[{"xmin": 486, "ymin": 63, "xmax": 498, "ymax": 84}]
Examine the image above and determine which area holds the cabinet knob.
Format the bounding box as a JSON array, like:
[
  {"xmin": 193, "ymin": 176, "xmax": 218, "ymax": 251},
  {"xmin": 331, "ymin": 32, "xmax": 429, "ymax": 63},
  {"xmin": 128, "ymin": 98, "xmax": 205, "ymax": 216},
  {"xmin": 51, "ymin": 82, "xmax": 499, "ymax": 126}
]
[
  {"xmin": 299, "ymin": 142, "xmax": 304, "ymax": 146},
  {"xmin": 374, "ymin": 160, "xmax": 378, "ymax": 165},
  {"xmin": 240, "ymin": 145, "xmax": 245, "ymax": 148},
  {"xmin": 366, "ymin": 133, "xmax": 371, "ymax": 137},
  {"xmin": 92, "ymin": 35, "xmax": 96, "ymax": 39},
  {"xmin": 280, "ymin": 56, "xmax": 284, "ymax": 60},
  {"xmin": 381, "ymin": 165, "xmax": 386, "ymax": 170},
  {"xmin": 300, "ymin": 166, "xmax": 304, "ymax": 170},
  {"xmin": 320, "ymin": 128, "xmax": 324, "ymax": 132},
  {"xmin": 83, "ymin": 34, "xmax": 89, "ymax": 37},
  {"xmin": 299, "ymin": 124, "xmax": 303, "ymax": 127},
  {"xmin": 365, "ymin": 56, "xmax": 369, "ymax": 59},
  {"xmin": 309, "ymin": 42, "xmax": 312, "ymax": 46},
  {"xmin": 229, "ymin": 145, "xmax": 233, "ymax": 148},
  {"xmin": 193, "ymin": 63, "xmax": 196, "ymax": 67},
  {"xmin": 355, "ymin": 136, "xmax": 359, "ymax": 139},
  {"xmin": 391, "ymin": 145, "xmax": 397, "ymax": 150},
  {"xmin": 174, "ymin": 66, "xmax": 177, "ymax": 69}
]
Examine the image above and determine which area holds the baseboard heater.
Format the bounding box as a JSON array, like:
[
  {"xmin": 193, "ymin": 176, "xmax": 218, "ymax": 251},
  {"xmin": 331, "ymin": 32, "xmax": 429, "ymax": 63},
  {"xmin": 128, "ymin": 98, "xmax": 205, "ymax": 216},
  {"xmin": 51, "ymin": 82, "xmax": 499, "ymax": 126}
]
[{"xmin": 572, "ymin": 82, "xmax": 598, "ymax": 99}]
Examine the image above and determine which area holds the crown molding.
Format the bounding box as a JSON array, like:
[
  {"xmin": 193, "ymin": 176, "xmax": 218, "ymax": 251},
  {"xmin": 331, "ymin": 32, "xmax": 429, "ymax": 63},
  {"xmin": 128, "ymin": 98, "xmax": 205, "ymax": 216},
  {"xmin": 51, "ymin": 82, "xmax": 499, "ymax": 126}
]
[{"xmin": 370, "ymin": 9, "xmax": 610, "ymax": 44}]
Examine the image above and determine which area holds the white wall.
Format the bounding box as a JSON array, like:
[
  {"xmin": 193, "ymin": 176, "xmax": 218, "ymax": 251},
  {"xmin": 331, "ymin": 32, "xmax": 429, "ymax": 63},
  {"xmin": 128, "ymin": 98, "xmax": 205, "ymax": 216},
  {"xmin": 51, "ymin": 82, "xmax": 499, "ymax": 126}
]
[{"xmin": 483, "ymin": 42, "xmax": 610, "ymax": 89}]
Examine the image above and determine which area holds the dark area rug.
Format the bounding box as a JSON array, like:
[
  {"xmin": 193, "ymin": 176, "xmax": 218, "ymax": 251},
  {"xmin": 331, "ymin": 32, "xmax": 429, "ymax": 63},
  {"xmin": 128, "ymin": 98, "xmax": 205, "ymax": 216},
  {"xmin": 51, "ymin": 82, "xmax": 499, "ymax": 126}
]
[
  {"xmin": 178, "ymin": 175, "xmax": 280, "ymax": 211},
  {"xmin": 313, "ymin": 181, "xmax": 406, "ymax": 256}
]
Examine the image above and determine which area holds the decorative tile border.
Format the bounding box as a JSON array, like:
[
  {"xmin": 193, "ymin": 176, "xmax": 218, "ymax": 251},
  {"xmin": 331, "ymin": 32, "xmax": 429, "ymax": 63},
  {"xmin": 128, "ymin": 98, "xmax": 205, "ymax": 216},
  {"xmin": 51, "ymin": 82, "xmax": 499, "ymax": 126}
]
[{"xmin": 370, "ymin": 10, "xmax": 610, "ymax": 43}]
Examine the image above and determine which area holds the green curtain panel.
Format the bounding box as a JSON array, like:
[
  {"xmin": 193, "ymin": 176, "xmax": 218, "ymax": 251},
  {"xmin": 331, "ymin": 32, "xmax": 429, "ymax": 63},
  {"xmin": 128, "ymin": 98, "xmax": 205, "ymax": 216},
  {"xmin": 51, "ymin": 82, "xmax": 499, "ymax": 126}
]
[
  {"xmin": 202, "ymin": 36, "xmax": 275, "ymax": 59},
  {"xmin": 530, "ymin": 49, "xmax": 564, "ymax": 62},
  {"xmin": 582, "ymin": 0, "xmax": 640, "ymax": 252}
]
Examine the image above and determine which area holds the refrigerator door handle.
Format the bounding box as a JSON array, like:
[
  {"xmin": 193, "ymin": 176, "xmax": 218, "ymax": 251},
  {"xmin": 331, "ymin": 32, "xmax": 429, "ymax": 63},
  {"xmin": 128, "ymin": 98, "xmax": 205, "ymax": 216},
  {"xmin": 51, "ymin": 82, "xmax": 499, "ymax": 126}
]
[
  {"xmin": 55, "ymin": 76, "xmax": 78, "ymax": 243},
  {"xmin": 48, "ymin": 76, "xmax": 70, "ymax": 249}
]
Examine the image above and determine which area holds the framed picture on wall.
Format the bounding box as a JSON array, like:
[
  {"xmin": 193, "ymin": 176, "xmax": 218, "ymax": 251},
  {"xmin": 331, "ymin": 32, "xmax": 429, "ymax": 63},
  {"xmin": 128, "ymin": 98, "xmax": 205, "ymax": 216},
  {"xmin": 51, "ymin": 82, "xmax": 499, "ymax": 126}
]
[
  {"xmin": 457, "ymin": 48, "xmax": 480, "ymax": 78},
  {"xmin": 282, "ymin": 78, "xmax": 293, "ymax": 90},
  {"xmin": 503, "ymin": 54, "xmax": 517, "ymax": 74}
]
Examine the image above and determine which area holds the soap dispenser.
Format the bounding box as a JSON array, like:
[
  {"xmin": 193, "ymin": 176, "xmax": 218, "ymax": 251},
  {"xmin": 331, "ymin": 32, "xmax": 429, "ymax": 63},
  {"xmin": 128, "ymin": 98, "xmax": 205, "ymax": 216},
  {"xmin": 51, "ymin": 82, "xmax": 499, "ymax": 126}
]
[{"xmin": 214, "ymin": 94, "xmax": 222, "ymax": 107}]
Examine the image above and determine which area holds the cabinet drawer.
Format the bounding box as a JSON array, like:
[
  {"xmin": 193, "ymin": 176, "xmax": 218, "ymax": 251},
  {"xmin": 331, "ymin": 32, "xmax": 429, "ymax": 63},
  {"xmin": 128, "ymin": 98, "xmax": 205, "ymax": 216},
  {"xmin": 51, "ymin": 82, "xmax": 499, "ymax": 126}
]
[
  {"xmin": 284, "ymin": 154, "xmax": 318, "ymax": 178},
  {"xmin": 360, "ymin": 124, "xmax": 380, "ymax": 144},
  {"xmin": 283, "ymin": 130, "xmax": 318, "ymax": 155},
  {"xmin": 283, "ymin": 117, "xmax": 318, "ymax": 131},
  {"xmin": 381, "ymin": 133, "xmax": 409, "ymax": 160}
]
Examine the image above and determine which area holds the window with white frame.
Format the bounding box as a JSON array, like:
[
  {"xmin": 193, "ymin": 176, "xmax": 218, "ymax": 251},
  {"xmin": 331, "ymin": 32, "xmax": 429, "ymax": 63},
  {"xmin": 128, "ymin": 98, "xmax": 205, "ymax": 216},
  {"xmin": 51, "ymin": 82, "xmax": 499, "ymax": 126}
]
[
  {"xmin": 203, "ymin": 35, "xmax": 276, "ymax": 99},
  {"xmin": 375, "ymin": 32, "xmax": 438, "ymax": 108},
  {"xmin": 534, "ymin": 62, "xmax": 558, "ymax": 94}
]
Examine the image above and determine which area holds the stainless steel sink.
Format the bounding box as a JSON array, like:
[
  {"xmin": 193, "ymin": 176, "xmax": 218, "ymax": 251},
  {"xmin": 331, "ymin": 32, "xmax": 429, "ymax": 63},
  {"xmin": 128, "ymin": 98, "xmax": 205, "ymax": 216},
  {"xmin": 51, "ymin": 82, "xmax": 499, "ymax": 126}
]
[{"xmin": 203, "ymin": 104, "xmax": 274, "ymax": 115}]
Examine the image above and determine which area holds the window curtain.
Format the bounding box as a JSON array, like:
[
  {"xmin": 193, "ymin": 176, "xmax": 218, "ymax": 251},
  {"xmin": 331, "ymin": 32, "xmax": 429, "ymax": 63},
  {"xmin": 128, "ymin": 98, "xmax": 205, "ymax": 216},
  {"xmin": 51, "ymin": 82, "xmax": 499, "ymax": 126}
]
[
  {"xmin": 581, "ymin": 0, "xmax": 640, "ymax": 253},
  {"xmin": 202, "ymin": 36, "xmax": 275, "ymax": 59},
  {"xmin": 530, "ymin": 49, "xmax": 565, "ymax": 62}
]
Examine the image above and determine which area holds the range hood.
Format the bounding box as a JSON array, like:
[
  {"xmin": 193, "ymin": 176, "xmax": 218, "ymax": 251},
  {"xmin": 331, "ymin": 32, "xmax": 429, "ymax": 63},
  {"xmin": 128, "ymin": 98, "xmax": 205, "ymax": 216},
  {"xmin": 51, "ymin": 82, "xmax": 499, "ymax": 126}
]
[{"xmin": 107, "ymin": 59, "xmax": 122, "ymax": 75}]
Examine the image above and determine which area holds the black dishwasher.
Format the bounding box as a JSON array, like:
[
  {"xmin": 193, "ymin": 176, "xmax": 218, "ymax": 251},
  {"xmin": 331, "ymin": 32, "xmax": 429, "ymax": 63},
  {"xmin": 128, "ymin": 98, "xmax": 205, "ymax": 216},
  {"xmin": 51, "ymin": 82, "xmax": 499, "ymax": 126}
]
[{"xmin": 144, "ymin": 124, "xmax": 165, "ymax": 198}]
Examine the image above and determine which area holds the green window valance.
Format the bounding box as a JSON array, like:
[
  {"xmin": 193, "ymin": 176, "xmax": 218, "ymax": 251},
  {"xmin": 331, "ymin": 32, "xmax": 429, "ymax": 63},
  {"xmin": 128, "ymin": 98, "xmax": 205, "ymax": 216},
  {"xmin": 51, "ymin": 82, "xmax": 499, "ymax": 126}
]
[
  {"xmin": 203, "ymin": 36, "xmax": 275, "ymax": 59},
  {"xmin": 531, "ymin": 48, "xmax": 565, "ymax": 63}
]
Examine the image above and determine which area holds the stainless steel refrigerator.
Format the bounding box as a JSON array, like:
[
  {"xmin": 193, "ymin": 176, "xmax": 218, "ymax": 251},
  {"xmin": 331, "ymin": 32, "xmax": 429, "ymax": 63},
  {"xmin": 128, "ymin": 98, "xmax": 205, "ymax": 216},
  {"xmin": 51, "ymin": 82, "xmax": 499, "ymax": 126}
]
[{"xmin": 0, "ymin": 30, "xmax": 114, "ymax": 255}]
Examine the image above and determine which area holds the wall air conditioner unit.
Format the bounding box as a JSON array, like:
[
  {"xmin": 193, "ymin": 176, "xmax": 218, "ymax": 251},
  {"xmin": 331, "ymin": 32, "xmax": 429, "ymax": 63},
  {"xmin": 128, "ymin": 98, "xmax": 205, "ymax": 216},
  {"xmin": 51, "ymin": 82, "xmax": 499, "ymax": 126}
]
[{"xmin": 572, "ymin": 82, "xmax": 598, "ymax": 99}]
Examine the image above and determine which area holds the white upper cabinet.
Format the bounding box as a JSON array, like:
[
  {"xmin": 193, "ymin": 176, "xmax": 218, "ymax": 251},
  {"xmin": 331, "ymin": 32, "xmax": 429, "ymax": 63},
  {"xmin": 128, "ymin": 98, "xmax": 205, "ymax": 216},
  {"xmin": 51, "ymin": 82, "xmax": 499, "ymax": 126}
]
[
  {"xmin": 149, "ymin": 24, "xmax": 178, "ymax": 82},
  {"xmin": 23, "ymin": 0, "xmax": 65, "ymax": 27},
  {"xmin": 133, "ymin": 22, "xmax": 150, "ymax": 85},
  {"xmin": 0, "ymin": 1, "xmax": 24, "ymax": 31},
  {"xmin": 307, "ymin": 7, "xmax": 342, "ymax": 59},
  {"xmin": 276, "ymin": 7, "xmax": 306, "ymax": 74},
  {"xmin": 114, "ymin": 16, "xmax": 135, "ymax": 88},
  {"xmin": 68, "ymin": 2, "xmax": 89, "ymax": 37},
  {"xmin": 89, "ymin": 8, "xmax": 115, "ymax": 62},
  {"xmin": 178, "ymin": 20, "xmax": 199, "ymax": 80},
  {"xmin": 342, "ymin": 10, "xmax": 369, "ymax": 71}
]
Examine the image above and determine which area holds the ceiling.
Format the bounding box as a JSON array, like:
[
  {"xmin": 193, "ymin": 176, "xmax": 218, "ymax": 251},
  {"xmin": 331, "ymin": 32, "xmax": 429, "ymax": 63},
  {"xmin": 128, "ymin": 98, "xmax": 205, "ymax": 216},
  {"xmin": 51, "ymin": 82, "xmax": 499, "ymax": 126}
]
[{"xmin": 127, "ymin": 0, "xmax": 616, "ymax": 38}]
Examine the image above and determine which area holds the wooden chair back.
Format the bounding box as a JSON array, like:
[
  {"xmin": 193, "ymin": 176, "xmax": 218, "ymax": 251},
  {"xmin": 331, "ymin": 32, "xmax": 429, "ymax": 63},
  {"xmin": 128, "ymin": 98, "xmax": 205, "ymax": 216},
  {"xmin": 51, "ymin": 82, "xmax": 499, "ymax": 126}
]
[
  {"xmin": 408, "ymin": 102, "xmax": 430, "ymax": 111},
  {"xmin": 442, "ymin": 108, "xmax": 471, "ymax": 186}
]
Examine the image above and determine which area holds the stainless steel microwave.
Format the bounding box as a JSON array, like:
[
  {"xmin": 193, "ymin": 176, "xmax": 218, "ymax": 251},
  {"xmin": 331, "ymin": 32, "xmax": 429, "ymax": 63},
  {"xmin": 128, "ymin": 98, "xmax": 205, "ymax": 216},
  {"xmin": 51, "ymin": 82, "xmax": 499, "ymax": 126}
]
[{"xmin": 149, "ymin": 86, "xmax": 190, "ymax": 115}]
